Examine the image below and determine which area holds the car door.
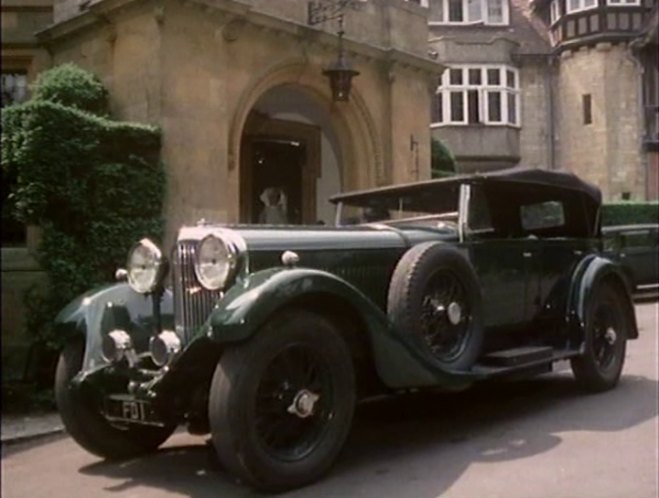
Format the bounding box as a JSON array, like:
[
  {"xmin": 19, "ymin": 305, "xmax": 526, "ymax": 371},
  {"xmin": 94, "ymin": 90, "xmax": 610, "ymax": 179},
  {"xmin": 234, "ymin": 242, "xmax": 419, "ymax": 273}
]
[{"xmin": 464, "ymin": 184, "xmax": 531, "ymax": 328}]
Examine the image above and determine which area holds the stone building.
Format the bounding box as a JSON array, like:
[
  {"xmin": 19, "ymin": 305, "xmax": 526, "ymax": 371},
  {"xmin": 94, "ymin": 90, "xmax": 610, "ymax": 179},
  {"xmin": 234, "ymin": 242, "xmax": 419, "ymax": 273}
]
[
  {"xmin": 532, "ymin": 0, "xmax": 658, "ymax": 200},
  {"xmin": 422, "ymin": 0, "xmax": 657, "ymax": 201},
  {"xmin": 37, "ymin": 0, "xmax": 439, "ymax": 237},
  {"xmin": 426, "ymin": 0, "xmax": 555, "ymax": 173}
]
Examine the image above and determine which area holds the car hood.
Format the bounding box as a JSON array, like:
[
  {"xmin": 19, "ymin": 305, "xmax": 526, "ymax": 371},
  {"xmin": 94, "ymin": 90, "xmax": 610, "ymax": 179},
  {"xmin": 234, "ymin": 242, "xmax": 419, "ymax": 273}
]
[{"xmin": 177, "ymin": 224, "xmax": 458, "ymax": 252}]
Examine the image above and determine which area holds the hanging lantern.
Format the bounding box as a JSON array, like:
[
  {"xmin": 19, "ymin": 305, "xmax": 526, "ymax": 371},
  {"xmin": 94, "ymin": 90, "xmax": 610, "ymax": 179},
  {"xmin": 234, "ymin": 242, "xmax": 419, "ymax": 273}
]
[{"xmin": 323, "ymin": 51, "xmax": 360, "ymax": 102}]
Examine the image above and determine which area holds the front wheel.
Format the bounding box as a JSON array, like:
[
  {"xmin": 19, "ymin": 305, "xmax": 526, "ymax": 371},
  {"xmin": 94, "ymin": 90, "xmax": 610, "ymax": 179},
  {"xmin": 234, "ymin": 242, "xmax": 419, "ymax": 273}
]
[
  {"xmin": 208, "ymin": 310, "xmax": 355, "ymax": 492},
  {"xmin": 55, "ymin": 341, "xmax": 176, "ymax": 459},
  {"xmin": 570, "ymin": 284, "xmax": 629, "ymax": 392}
]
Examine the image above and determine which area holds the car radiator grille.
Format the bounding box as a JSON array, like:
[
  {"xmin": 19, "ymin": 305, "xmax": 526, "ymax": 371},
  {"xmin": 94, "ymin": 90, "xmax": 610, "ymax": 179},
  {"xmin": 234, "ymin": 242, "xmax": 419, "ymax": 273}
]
[{"xmin": 172, "ymin": 240, "xmax": 223, "ymax": 342}]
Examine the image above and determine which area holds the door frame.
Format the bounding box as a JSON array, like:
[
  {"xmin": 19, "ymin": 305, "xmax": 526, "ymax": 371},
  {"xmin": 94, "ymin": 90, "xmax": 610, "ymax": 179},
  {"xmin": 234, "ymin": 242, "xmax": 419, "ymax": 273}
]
[{"xmin": 240, "ymin": 113, "xmax": 321, "ymax": 224}]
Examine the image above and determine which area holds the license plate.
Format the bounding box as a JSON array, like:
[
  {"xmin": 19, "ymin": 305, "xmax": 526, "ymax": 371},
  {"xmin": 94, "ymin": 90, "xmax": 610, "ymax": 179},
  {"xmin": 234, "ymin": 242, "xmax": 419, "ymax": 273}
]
[
  {"xmin": 121, "ymin": 400, "xmax": 148, "ymax": 421},
  {"xmin": 104, "ymin": 396, "xmax": 165, "ymax": 426}
]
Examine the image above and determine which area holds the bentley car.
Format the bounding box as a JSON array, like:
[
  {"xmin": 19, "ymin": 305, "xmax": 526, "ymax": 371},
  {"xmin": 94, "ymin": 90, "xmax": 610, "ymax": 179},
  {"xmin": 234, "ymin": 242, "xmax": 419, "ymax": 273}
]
[{"xmin": 54, "ymin": 169, "xmax": 638, "ymax": 491}]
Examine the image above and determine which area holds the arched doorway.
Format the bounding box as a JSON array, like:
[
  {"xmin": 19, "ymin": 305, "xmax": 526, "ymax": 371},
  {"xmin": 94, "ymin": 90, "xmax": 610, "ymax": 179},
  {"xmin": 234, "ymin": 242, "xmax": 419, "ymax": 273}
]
[{"xmin": 239, "ymin": 84, "xmax": 343, "ymax": 225}]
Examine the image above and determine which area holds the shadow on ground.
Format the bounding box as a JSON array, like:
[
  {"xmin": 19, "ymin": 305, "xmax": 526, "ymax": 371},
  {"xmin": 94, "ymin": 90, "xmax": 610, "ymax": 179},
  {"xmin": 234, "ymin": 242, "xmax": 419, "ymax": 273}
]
[{"xmin": 77, "ymin": 372, "xmax": 658, "ymax": 497}]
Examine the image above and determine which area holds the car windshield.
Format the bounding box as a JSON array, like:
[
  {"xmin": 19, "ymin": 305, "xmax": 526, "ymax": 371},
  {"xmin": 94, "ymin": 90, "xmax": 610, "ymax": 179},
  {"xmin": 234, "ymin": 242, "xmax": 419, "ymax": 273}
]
[{"xmin": 336, "ymin": 185, "xmax": 460, "ymax": 227}]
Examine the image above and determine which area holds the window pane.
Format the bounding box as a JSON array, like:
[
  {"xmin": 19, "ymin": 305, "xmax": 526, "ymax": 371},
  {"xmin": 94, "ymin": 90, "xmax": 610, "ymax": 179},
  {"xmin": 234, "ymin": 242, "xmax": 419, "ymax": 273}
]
[
  {"xmin": 582, "ymin": 94, "xmax": 592, "ymax": 124},
  {"xmin": 450, "ymin": 91, "xmax": 465, "ymax": 121},
  {"xmin": 449, "ymin": 68, "xmax": 463, "ymax": 85},
  {"xmin": 521, "ymin": 201, "xmax": 565, "ymax": 230},
  {"xmin": 467, "ymin": 89, "xmax": 480, "ymax": 123},
  {"xmin": 430, "ymin": 0, "xmax": 444, "ymax": 21},
  {"xmin": 1, "ymin": 72, "xmax": 28, "ymax": 108},
  {"xmin": 488, "ymin": 0, "xmax": 504, "ymax": 23},
  {"xmin": 506, "ymin": 69, "xmax": 516, "ymax": 88},
  {"xmin": 584, "ymin": 0, "xmax": 596, "ymax": 6},
  {"xmin": 488, "ymin": 91, "xmax": 502, "ymax": 122},
  {"xmin": 448, "ymin": 0, "xmax": 464, "ymax": 21},
  {"xmin": 468, "ymin": 0, "xmax": 482, "ymax": 22},
  {"xmin": 468, "ymin": 68, "xmax": 482, "ymax": 85},
  {"xmin": 568, "ymin": 0, "xmax": 580, "ymax": 11},
  {"xmin": 487, "ymin": 68, "xmax": 501, "ymax": 85},
  {"xmin": 432, "ymin": 92, "xmax": 443, "ymax": 123},
  {"xmin": 508, "ymin": 92, "xmax": 517, "ymax": 124}
]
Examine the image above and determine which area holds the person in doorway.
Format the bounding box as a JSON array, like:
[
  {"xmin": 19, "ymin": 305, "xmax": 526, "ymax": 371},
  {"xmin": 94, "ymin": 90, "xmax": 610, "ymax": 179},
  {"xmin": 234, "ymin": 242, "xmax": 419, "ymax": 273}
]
[{"xmin": 259, "ymin": 187, "xmax": 288, "ymax": 225}]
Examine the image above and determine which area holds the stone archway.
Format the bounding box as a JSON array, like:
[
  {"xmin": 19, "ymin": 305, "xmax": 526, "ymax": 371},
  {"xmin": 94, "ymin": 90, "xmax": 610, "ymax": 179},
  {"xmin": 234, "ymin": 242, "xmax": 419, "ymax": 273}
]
[{"xmin": 226, "ymin": 59, "xmax": 383, "ymax": 223}]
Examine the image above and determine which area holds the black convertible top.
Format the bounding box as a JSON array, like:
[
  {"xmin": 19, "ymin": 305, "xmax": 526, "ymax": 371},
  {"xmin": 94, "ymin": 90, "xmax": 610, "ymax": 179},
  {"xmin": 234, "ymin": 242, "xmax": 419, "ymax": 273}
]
[{"xmin": 330, "ymin": 168, "xmax": 601, "ymax": 207}]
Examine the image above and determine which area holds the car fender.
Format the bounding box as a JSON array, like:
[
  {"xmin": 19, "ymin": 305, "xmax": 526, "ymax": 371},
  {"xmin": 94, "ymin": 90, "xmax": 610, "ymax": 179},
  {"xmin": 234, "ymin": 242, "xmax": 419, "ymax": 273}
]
[
  {"xmin": 54, "ymin": 283, "xmax": 173, "ymax": 372},
  {"xmin": 206, "ymin": 267, "xmax": 470, "ymax": 389},
  {"xmin": 567, "ymin": 255, "xmax": 639, "ymax": 345}
]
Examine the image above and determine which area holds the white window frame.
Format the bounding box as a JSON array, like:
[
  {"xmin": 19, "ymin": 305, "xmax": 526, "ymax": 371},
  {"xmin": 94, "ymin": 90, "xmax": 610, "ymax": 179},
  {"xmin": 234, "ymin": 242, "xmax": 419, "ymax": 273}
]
[
  {"xmin": 566, "ymin": 0, "xmax": 598, "ymax": 14},
  {"xmin": 429, "ymin": 0, "xmax": 510, "ymax": 26},
  {"xmin": 550, "ymin": 0, "xmax": 561, "ymax": 24},
  {"xmin": 606, "ymin": 0, "xmax": 640, "ymax": 5},
  {"xmin": 431, "ymin": 65, "xmax": 521, "ymax": 128}
]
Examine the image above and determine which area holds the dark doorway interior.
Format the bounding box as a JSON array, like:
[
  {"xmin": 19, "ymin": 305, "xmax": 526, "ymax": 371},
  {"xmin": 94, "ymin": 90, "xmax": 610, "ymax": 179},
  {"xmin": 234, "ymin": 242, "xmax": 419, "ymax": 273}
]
[{"xmin": 249, "ymin": 139, "xmax": 306, "ymax": 224}]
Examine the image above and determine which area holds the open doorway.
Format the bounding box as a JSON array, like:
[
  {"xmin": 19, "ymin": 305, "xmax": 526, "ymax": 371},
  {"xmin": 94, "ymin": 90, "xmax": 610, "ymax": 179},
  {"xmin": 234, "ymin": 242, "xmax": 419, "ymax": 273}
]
[{"xmin": 240, "ymin": 114, "xmax": 320, "ymax": 224}]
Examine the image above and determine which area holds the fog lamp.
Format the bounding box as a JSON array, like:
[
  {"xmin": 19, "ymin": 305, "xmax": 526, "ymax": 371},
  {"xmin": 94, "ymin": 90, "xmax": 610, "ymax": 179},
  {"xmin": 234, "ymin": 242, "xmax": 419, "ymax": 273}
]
[
  {"xmin": 149, "ymin": 330, "xmax": 182, "ymax": 367},
  {"xmin": 101, "ymin": 330, "xmax": 133, "ymax": 363}
]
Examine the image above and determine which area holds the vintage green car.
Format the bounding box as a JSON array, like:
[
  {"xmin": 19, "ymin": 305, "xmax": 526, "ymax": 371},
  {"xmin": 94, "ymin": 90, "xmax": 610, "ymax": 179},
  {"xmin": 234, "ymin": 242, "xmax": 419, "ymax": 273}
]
[{"xmin": 54, "ymin": 169, "xmax": 638, "ymax": 491}]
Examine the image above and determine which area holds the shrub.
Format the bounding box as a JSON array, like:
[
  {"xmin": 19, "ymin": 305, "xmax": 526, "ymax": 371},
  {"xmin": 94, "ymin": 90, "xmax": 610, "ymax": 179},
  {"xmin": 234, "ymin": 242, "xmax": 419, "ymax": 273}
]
[
  {"xmin": 1, "ymin": 65, "xmax": 165, "ymax": 378},
  {"xmin": 601, "ymin": 202, "xmax": 659, "ymax": 226},
  {"xmin": 30, "ymin": 63, "xmax": 108, "ymax": 115}
]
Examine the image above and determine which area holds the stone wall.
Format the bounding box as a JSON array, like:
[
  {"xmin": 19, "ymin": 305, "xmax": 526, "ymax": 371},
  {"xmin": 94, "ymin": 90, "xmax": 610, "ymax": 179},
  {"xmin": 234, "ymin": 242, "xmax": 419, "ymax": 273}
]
[
  {"xmin": 44, "ymin": 0, "xmax": 436, "ymax": 246},
  {"xmin": 556, "ymin": 43, "xmax": 644, "ymax": 200},
  {"xmin": 518, "ymin": 59, "xmax": 552, "ymax": 170}
]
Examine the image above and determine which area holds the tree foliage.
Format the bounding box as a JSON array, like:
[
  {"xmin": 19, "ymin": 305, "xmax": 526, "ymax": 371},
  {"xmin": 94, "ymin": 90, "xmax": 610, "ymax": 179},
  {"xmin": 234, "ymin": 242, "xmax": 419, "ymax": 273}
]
[{"xmin": 431, "ymin": 138, "xmax": 456, "ymax": 178}]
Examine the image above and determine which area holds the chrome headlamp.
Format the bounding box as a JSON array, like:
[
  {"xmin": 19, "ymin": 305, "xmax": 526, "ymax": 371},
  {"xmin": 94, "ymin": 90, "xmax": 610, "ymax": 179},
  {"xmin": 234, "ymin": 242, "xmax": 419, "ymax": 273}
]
[
  {"xmin": 127, "ymin": 238, "xmax": 166, "ymax": 294},
  {"xmin": 194, "ymin": 234, "xmax": 238, "ymax": 291}
]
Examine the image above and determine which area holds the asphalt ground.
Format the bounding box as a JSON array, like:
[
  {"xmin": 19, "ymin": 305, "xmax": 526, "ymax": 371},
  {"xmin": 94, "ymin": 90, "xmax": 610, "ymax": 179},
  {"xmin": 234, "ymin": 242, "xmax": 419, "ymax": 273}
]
[{"xmin": 2, "ymin": 301, "xmax": 657, "ymax": 498}]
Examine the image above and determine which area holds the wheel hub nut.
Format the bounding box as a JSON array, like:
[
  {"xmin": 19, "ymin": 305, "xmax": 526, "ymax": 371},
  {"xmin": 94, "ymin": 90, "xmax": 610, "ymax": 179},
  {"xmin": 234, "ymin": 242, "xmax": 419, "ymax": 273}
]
[
  {"xmin": 604, "ymin": 327, "xmax": 617, "ymax": 345},
  {"xmin": 287, "ymin": 389, "xmax": 320, "ymax": 419},
  {"xmin": 447, "ymin": 302, "xmax": 462, "ymax": 325}
]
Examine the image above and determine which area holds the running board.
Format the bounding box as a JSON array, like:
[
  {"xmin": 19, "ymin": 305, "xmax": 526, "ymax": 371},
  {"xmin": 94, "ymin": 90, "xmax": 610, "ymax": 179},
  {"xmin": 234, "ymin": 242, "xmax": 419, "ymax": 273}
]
[
  {"xmin": 481, "ymin": 346, "xmax": 554, "ymax": 367},
  {"xmin": 468, "ymin": 348, "xmax": 580, "ymax": 379}
]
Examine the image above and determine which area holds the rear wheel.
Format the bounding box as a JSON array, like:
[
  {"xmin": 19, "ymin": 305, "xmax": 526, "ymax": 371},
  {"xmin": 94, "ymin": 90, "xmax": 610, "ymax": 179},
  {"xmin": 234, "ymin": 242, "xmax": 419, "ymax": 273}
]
[
  {"xmin": 570, "ymin": 284, "xmax": 629, "ymax": 392},
  {"xmin": 208, "ymin": 310, "xmax": 355, "ymax": 492},
  {"xmin": 55, "ymin": 341, "xmax": 175, "ymax": 459}
]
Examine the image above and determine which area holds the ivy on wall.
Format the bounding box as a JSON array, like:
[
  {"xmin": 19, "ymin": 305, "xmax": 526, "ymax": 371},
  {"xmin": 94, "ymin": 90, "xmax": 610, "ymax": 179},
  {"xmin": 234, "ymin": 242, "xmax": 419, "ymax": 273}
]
[{"xmin": 1, "ymin": 64, "xmax": 165, "ymax": 371}]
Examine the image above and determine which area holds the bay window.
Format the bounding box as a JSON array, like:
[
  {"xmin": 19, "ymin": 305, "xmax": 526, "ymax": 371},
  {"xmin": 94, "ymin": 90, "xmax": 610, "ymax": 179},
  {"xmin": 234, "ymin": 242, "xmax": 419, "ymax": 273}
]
[
  {"xmin": 431, "ymin": 0, "xmax": 509, "ymax": 25},
  {"xmin": 432, "ymin": 65, "xmax": 520, "ymax": 127},
  {"xmin": 566, "ymin": 0, "xmax": 597, "ymax": 14}
]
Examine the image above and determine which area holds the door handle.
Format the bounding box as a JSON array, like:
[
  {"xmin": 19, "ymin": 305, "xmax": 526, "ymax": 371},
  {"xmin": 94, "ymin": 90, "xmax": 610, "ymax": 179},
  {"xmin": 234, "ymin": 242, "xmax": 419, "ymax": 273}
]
[{"xmin": 523, "ymin": 252, "xmax": 532, "ymax": 258}]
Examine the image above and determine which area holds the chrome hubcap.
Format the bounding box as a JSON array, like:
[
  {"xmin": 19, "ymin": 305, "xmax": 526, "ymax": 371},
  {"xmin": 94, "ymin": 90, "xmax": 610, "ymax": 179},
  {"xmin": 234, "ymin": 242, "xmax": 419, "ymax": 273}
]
[
  {"xmin": 447, "ymin": 302, "xmax": 462, "ymax": 325},
  {"xmin": 287, "ymin": 389, "xmax": 320, "ymax": 419},
  {"xmin": 604, "ymin": 327, "xmax": 617, "ymax": 345}
]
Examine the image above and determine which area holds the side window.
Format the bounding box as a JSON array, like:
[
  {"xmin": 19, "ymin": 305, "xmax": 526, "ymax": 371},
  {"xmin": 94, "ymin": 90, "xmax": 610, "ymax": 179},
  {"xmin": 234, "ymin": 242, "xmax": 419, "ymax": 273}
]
[
  {"xmin": 520, "ymin": 201, "xmax": 565, "ymax": 232},
  {"xmin": 467, "ymin": 185, "xmax": 495, "ymax": 236}
]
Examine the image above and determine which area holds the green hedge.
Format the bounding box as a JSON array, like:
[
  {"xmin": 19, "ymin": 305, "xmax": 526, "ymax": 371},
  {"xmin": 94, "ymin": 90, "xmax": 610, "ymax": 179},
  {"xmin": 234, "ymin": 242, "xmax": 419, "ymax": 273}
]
[
  {"xmin": 1, "ymin": 65, "xmax": 165, "ymax": 361},
  {"xmin": 431, "ymin": 138, "xmax": 456, "ymax": 178},
  {"xmin": 601, "ymin": 202, "xmax": 659, "ymax": 226}
]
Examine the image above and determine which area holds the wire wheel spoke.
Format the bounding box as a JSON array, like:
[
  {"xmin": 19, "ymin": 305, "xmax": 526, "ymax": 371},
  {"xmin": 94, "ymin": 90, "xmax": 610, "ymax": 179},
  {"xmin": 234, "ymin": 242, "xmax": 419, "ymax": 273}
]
[
  {"xmin": 254, "ymin": 344, "xmax": 332, "ymax": 462},
  {"xmin": 420, "ymin": 270, "xmax": 471, "ymax": 362}
]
